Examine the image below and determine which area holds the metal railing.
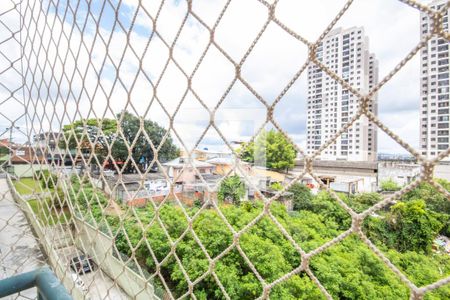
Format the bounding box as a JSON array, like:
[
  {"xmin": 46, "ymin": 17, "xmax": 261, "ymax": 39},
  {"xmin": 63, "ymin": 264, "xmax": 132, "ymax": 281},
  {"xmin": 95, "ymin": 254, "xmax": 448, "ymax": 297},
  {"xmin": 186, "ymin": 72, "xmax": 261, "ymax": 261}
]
[{"xmin": 0, "ymin": 267, "xmax": 72, "ymax": 300}]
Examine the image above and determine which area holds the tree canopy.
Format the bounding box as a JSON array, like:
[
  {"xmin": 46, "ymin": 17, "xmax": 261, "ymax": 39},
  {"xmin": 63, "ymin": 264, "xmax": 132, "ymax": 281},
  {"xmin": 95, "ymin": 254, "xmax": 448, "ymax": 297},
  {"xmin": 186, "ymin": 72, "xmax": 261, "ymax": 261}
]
[
  {"xmin": 288, "ymin": 183, "xmax": 314, "ymax": 211},
  {"xmin": 68, "ymin": 175, "xmax": 450, "ymax": 299},
  {"xmin": 217, "ymin": 175, "xmax": 246, "ymax": 204},
  {"xmin": 366, "ymin": 199, "xmax": 446, "ymax": 253},
  {"xmin": 60, "ymin": 111, "xmax": 179, "ymax": 172},
  {"xmin": 60, "ymin": 118, "xmax": 117, "ymax": 159},
  {"xmin": 111, "ymin": 111, "xmax": 179, "ymax": 172},
  {"xmin": 239, "ymin": 129, "xmax": 297, "ymax": 172}
]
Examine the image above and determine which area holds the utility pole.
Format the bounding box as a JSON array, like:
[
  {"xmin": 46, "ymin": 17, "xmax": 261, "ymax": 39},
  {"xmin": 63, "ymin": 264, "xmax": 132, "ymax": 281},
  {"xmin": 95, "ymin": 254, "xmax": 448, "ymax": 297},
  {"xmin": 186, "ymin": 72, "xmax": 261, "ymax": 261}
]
[{"xmin": 5, "ymin": 126, "xmax": 19, "ymax": 173}]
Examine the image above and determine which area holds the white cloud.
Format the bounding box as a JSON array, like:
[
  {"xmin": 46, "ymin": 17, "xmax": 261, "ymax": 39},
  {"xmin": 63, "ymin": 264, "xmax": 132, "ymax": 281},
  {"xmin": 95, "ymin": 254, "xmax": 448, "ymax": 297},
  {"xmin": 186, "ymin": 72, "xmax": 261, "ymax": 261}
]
[{"xmin": 1, "ymin": 0, "xmax": 429, "ymax": 154}]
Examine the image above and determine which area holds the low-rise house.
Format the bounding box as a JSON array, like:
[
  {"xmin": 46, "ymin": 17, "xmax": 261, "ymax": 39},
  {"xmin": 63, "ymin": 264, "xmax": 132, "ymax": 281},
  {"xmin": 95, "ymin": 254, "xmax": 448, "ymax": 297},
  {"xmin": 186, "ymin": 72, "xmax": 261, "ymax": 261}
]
[
  {"xmin": 378, "ymin": 160, "xmax": 420, "ymax": 188},
  {"xmin": 206, "ymin": 157, "xmax": 252, "ymax": 176},
  {"xmin": 0, "ymin": 145, "xmax": 47, "ymax": 176},
  {"xmin": 33, "ymin": 132, "xmax": 65, "ymax": 165},
  {"xmin": 105, "ymin": 173, "xmax": 173, "ymax": 204},
  {"xmin": 292, "ymin": 159, "xmax": 378, "ymax": 192},
  {"xmin": 251, "ymin": 166, "xmax": 287, "ymax": 183},
  {"xmin": 179, "ymin": 148, "xmax": 232, "ymax": 162},
  {"xmin": 253, "ymin": 185, "xmax": 294, "ymax": 211},
  {"xmin": 163, "ymin": 157, "xmax": 216, "ymax": 185}
]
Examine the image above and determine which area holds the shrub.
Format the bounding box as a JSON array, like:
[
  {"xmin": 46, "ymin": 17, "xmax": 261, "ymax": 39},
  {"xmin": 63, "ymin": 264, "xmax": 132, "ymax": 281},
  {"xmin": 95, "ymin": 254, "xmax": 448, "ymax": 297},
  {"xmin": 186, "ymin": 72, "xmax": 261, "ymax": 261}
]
[
  {"xmin": 218, "ymin": 175, "xmax": 246, "ymax": 205},
  {"xmin": 288, "ymin": 183, "xmax": 314, "ymax": 211},
  {"xmin": 36, "ymin": 170, "xmax": 58, "ymax": 190},
  {"xmin": 270, "ymin": 182, "xmax": 283, "ymax": 191},
  {"xmin": 380, "ymin": 179, "xmax": 401, "ymax": 192}
]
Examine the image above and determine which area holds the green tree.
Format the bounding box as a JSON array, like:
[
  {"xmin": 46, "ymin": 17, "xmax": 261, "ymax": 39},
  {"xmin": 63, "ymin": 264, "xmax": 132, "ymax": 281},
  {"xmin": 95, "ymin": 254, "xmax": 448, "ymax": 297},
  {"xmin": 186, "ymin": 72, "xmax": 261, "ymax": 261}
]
[
  {"xmin": 386, "ymin": 249, "xmax": 450, "ymax": 300},
  {"xmin": 402, "ymin": 179, "xmax": 450, "ymax": 214},
  {"xmin": 367, "ymin": 200, "xmax": 445, "ymax": 253},
  {"xmin": 0, "ymin": 145, "xmax": 8, "ymax": 156},
  {"xmin": 293, "ymin": 191, "xmax": 351, "ymax": 230},
  {"xmin": 389, "ymin": 200, "xmax": 444, "ymax": 253},
  {"xmin": 218, "ymin": 175, "xmax": 246, "ymax": 204},
  {"xmin": 71, "ymin": 179, "xmax": 450, "ymax": 300},
  {"xmin": 402, "ymin": 179, "xmax": 450, "ymax": 235},
  {"xmin": 311, "ymin": 235, "xmax": 409, "ymax": 300},
  {"xmin": 60, "ymin": 118, "xmax": 117, "ymax": 162},
  {"xmin": 60, "ymin": 111, "xmax": 179, "ymax": 172},
  {"xmin": 380, "ymin": 178, "xmax": 401, "ymax": 192},
  {"xmin": 110, "ymin": 111, "xmax": 179, "ymax": 172},
  {"xmin": 270, "ymin": 182, "xmax": 283, "ymax": 191},
  {"xmin": 346, "ymin": 192, "xmax": 382, "ymax": 213},
  {"xmin": 288, "ymin": 183, "xmax": 314, "ymax": 211},
  {"xmin": 237, "ymin": 141, "xmax": 254, "ymax": 163},
  {"xmin": 239, "ymin": 129, "xmax": 297, "ymax": 172}
]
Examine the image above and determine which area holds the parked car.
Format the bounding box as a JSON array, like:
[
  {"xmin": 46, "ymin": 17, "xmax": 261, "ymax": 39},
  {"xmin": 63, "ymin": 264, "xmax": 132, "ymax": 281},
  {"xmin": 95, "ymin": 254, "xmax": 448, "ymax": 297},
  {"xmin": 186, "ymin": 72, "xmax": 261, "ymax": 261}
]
[{"xmin": 69, "ymin": 255, "xmax": 96, "ymax": 274}]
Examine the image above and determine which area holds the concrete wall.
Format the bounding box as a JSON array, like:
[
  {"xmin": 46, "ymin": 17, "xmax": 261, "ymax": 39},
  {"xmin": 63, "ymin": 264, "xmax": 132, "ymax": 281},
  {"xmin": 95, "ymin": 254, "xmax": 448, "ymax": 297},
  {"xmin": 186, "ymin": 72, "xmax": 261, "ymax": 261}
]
[
  {"xmin": 170, "ymin": 166, "xmax": 214, "ymax": 183},
  {"xmin": 11, "ymin": 164, "xmax": 49, "ymax": 177},
  {"xmin": 74, "ymin": 218, "xmax": 160, "ymax": 300},
  {"xmin": 8, "ymin": 174, "xmax": 162, "ymax": 299},
  {"xmin": 378, "ymin": 161, "xmax": 420, "ymax": 187},
  {"xmin": 292, "ymin": 161, "xmax": 378, "ymax": 192},
  {"xmin": 435, "ymin": 162, "xmax": 450, "ymax": 181}
]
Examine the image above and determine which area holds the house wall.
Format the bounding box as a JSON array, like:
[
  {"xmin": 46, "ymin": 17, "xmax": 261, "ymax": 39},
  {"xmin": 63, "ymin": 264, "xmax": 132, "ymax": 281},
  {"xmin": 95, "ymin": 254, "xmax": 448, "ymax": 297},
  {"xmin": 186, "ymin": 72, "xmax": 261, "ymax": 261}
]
[
  {"xmin": 435, "ymin": 162, "xmax": 450, "ymax": 181},
  {"xmin": 172, "ymin": 167, "xmax": 214, "ymax": 183},
  {"xmin": 378, "ymin": 161, "xmax": 420, "ymax": 187},
  {"xmin": 12, "ymin": 164, "xmax": 49, "ymax": 177}
]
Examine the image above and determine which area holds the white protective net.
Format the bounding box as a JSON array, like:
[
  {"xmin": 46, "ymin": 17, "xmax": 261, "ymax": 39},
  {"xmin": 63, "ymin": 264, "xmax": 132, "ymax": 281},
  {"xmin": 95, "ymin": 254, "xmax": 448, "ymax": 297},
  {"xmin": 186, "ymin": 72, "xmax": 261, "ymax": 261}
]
[{"xmin": 0, "ymin": 0, "xmax": 450, "ymax": 299}]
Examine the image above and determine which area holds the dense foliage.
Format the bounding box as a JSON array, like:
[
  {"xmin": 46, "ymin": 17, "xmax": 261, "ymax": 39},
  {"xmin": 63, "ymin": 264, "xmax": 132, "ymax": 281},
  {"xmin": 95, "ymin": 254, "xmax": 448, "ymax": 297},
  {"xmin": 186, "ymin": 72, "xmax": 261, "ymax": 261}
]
[
  {"xmin": 380, "ymin": 178, "xmax": 401, "ymax": 192},
  {"xmin": 365, "ymin": 200, "xmax": 445, "ymax": 253},
  {"xmin": 69, "ymin": 175, "xmax": 450, "ymax": 299},
  {"xmin": 36, "ymin": 169, "xmax": 58, "ymax": 189},
  {"xmin": 0, "ymin": 145, "xmax": 9, "ymax": 156},
  {"xmin": 60, "ymin": 118, "xmax": 117, "ymax": 160},
  {"xmin": 288, "ymin": 183, "xmax": 314, "ymax": 211},
  {"xmin": 239, "ymin": 129, "xmax": 297, "ymax": 172},
  {"xmin": 60, "ymin": 111, "xmax": 179, "ymax": 172},
  {"xmin": 217, "ymin": 175, "xmax": 246, "ymax": 204},
  {"xmin": 110, "ymin": 111, "xmax": 179, "ymax": 172}
]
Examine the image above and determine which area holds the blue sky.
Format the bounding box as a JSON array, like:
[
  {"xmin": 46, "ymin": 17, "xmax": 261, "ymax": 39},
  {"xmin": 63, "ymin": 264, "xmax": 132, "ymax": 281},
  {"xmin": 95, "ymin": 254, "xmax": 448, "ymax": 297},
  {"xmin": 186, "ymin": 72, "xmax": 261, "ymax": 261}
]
[{"xmin": 1, "ymin": 0, "xmax": 434, "ymax": 156}]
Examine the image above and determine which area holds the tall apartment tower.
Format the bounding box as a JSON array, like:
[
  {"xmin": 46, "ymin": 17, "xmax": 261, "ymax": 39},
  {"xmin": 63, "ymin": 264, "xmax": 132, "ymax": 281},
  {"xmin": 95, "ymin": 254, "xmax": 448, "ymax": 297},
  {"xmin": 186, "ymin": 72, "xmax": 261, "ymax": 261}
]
[
  {"xmin": 306, "ymin": 27, "xmax": 378, "ymax": 161},
  {"xmin": 420, "ymin": 0, "xmax": 450, "ymax": 158}
]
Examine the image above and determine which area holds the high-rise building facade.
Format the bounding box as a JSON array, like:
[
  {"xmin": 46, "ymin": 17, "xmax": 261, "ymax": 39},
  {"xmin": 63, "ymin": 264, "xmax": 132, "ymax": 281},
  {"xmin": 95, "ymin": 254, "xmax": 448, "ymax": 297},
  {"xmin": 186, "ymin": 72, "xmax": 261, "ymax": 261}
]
[
  {"xmin": 420, "ymin": 0, "xmax": 450, "ymax": 158},
  {"xmin": 306, "ymin": 27, "xmax": 378, "ymax": 161}
]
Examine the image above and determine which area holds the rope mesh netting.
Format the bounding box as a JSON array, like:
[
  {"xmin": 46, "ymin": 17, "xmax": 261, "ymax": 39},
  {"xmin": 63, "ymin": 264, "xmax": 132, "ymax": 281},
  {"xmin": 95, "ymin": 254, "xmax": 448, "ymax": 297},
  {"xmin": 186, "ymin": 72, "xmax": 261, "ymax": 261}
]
[{"xmin": 0, "ymin": 0, "xmax": 449, "ymax": 299}]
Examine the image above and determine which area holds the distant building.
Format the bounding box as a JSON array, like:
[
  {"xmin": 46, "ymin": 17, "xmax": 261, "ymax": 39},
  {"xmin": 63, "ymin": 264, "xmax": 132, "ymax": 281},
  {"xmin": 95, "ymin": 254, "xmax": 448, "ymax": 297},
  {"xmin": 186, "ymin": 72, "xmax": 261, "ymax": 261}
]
[
  {"xmin": 419, "ymin": 0, "xmax": 450, "ymax": 158},
  {"xmin": 206, "ymin": 157, "xmax": 251, "ymax": 176},
  {"xmin": 378, "ymin": 160, "xmax": 421, "ymax": 188},
  {"xmin": 33, "ymin": 132, "xmax": 60, "ymax": 151},
  {"xmin": 179, "ymin": 148, "xmax": 232, "ymax": 162},
  {"xmin": 163, "ymin": 157, "xmax": 217, "ymax": 186},
  {"xmin": 306, "ymin": 27, "xmax": 378, "ymax": 161},
  {"xmin": 434, "ymin": 161, "xmax": 450, "ymax": 181},
  {"xmin": 33, "ymin": 132, "xmax": 65, "ymax": 165},
  {"xmin": 0, "ymin": 146, "xmax": 45, "ymax": 165},
  {"xmin": 293, "ymin": 159, "xmax": 378, "ymax": 193},
  {"xmin": 0, "ymin": 145, "xmax": 47, "ymax": 177},
  {"xmin": 0, "ymin": 138, "xmax": 12, "ymax": 148},
  {"xmin": 105, "ymin": 173, "xmax": 171, "ymax": 204}
]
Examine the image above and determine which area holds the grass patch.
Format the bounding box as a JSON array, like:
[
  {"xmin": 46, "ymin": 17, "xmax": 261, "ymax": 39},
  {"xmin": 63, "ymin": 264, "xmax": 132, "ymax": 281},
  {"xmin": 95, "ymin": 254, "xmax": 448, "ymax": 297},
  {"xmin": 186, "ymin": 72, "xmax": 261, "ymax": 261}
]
[
  {"xmin": 28, "ymin": 199, "xmax": 71, "ymax": 226},
  {"xmin": 13, "ymin": 178, "xmax": 45, "ymax": 195}
]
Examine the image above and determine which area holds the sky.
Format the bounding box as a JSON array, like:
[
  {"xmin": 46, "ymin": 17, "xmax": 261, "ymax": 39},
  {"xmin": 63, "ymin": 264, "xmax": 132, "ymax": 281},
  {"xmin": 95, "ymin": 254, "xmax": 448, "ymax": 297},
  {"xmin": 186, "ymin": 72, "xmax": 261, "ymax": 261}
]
[{"xmin": 0, "ymin": 0, "xmax": 436, "ymax": 156}]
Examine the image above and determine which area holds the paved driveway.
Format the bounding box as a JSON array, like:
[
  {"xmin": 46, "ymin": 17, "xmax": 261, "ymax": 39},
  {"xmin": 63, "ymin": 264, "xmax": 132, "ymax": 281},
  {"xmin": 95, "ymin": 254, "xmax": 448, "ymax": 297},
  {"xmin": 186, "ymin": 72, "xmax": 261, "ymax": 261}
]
[{"xmin": 0, "ymin": 179, "xmax": 46, "ymax": 299}]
